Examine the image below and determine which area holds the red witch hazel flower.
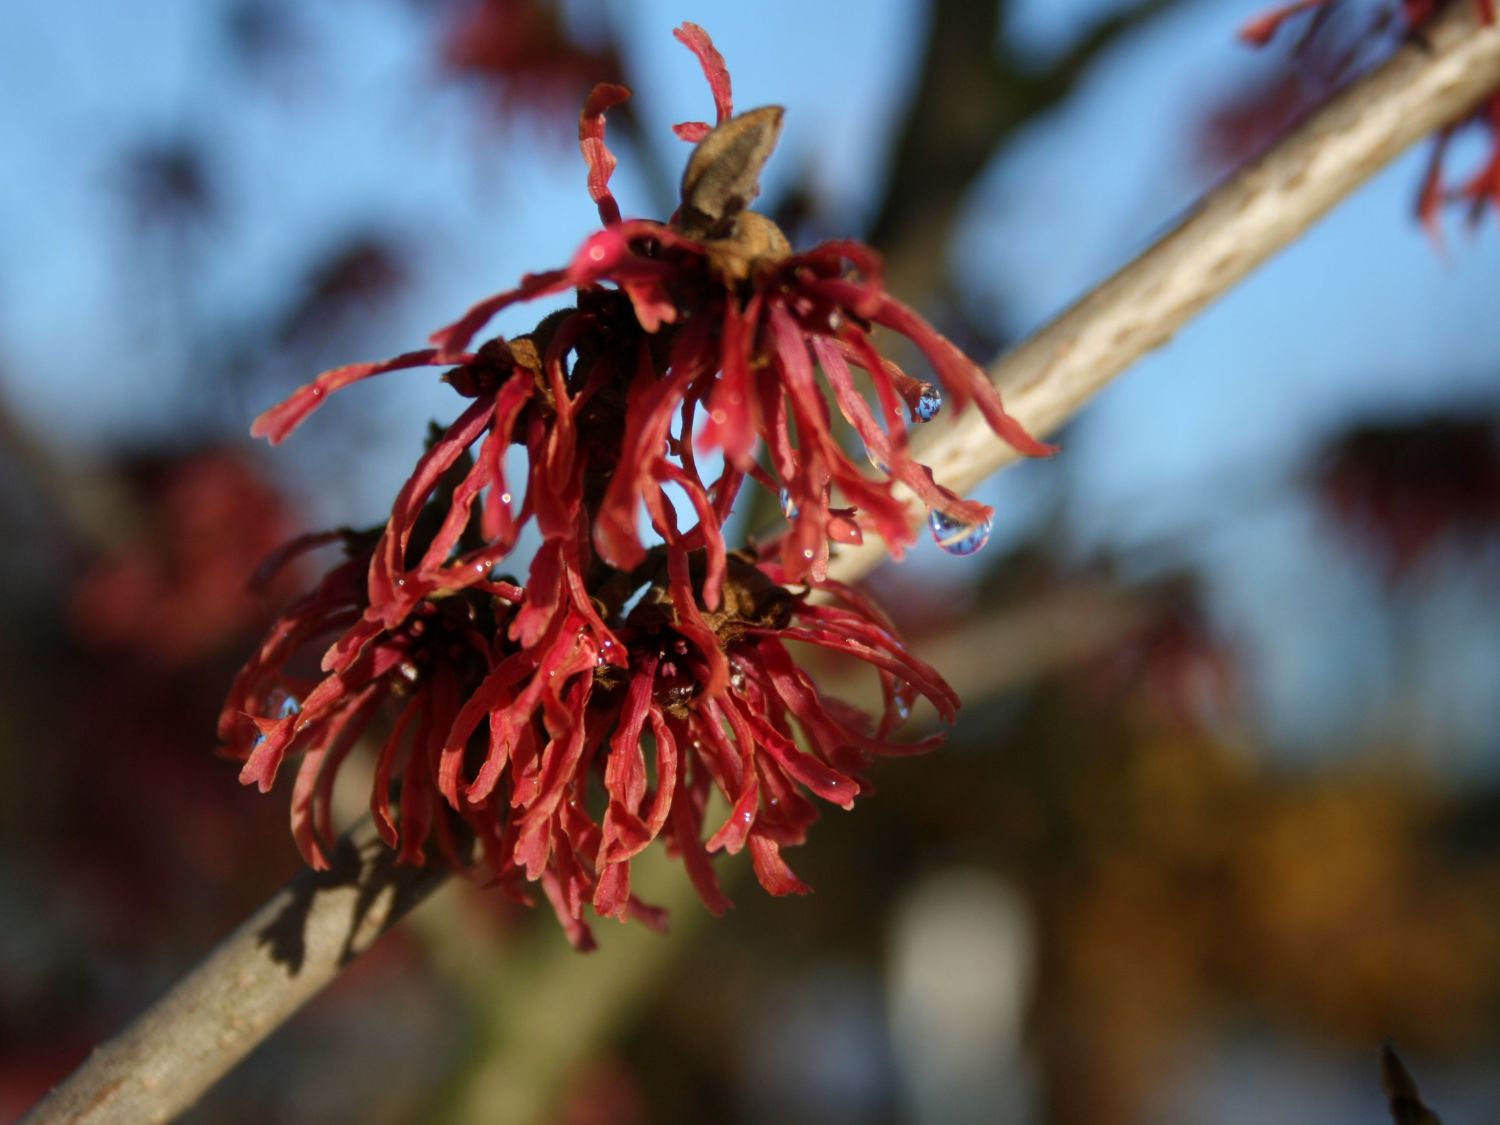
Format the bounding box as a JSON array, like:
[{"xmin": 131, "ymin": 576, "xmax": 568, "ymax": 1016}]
[
  {"xmin": 1238, "ymin": 0, "xmax": 1500, "ymax": 241},
  {"xmin": 222, "ymin": 23, "xmax": 1050, "ymax": 947}
]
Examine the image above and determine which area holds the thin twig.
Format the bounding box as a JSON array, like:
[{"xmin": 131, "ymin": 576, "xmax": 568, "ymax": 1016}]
[
  {"xmin": 1381, "ymin": 1043, "xmax": 1443, "ymax": 1125},
  {"xmin": 23, "ymin": 5, "xmax": 1500, "ymax": 1120},
  {"xmin": 832, "ymin": 0, "xmax": 1500, "ymax": 584}
]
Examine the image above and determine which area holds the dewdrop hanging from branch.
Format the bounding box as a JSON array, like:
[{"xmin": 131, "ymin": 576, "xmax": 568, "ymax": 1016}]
[{"xmin": 224, "ymin": 22, "xmax": 1052, "ymax": 948}]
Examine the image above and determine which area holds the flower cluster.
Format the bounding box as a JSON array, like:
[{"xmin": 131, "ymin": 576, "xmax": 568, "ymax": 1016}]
[
  {"xmin": 1316, "ymin": 416, "xmax": 1500, "ymax": 581},
  {"xmin": 221, "ymin": 24, "xmax": 1048, "ymax": 946},
  {"xmin": 1240, "ymin": 0, "xmax": 1500, "ymax": 241}
]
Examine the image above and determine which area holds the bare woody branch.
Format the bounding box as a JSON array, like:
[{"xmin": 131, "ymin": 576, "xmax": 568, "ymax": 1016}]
[
  {"xmin": 832, "ymin": 0, "xmax": 1500, "ymax": 584},
  {"xmin": 22, "ymin": 818, "xmax": 453, "ymax": 1125},
  {"xmin": 24, "ymin": 5, "xmax": 1500, "ymax": 1120}
]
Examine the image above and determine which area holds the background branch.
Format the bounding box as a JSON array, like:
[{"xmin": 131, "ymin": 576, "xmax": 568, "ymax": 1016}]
[
  {"xmin": 833, "ymin": 0, "xmax": 1500, "ymax": 584},
  {"xmin": 866, "ymin": 0, "xmax": 1188, "ymax": 315},
  {"xmin": 24, "ymin": 3, "xmax": 1500, "ymax": 1119}
]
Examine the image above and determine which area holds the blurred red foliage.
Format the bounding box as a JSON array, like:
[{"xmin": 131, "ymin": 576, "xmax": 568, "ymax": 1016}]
[
  {"xmin": 1198, "ymin": 63, "xmax": 1333, "ymax": 174},
  {"xmin": 0, "ymin": 448, "xmax": 314, "ymax": 1112},
  {"xmin": 1082, "ymin": 583, "xmax": 1237, "ymax": 730},
  {"xmin": 1316, "ymin": 415, "xmax": 1500, "ymax": 580},
  {"xmin": 69, "ymin": 449, "xmax": 303, "ymax": 668},
  {"xmin": 441, "ymin": 0, "xmax": 621, "ymax": 114},
  {"xmin": 1237, "ymin": 0, "xmax": 1500, "ymax": 238}
]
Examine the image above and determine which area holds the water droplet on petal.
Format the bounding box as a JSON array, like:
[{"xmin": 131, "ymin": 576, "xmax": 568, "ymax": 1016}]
[
  {"xmin": 252, "ymin": 693, "xmax": 302, "ymax": 748},
  {"xmin": 500, "ymin": 491, "xmax": 513, "ymax": 505},
  {"xmin": 779, "ymin": 487, "xmax": 799, "ymax": 520},
  {"xmin": 912, "ymin": 382, "xmax": 942, "ymax": 423},
  {"xmin": 929, "ymin": 508, "xmax": 992, "ymax": 556},
  {"xmin": 864, "ymin": 444, "xmax": 890, "ymax": 474},
  {"xmin": 892, "ymin": 681, "xmax": 915, "ymax": 721},
  {"xmin": 729, "ymin": 661, "xmax": 747, "ymax": 692},
  {"xmin": 802, "ymin": 548, "xmax": 815, "ymax": 560},
  {"xmin": 737, "ymin": 806, "xmax": 754, "ymax": 827}
]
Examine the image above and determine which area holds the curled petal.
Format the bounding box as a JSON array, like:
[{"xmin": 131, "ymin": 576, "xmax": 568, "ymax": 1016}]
[
  {"xmin": 249, "ymin": 530, "xmax": 345, "ymax": 594},
  {"xmin": 810, "ymin": 278, "xmax": 1057, "ymax": 458},
  {"xmin": 743, "ymin": 709, "xmax": 858, "ymax": 810},
  {"xmin": 580, "ymin": 82, "xmax": 632, "ymax": 226},
  {"xmin": 541, "ymin": 869, "xmax": 597, "ymax": 951},
  {"xmin": 749, "ymin": 835, "xmax": 812, "ymax": 896},
  {"xmin": 252, "ymin": 350, "xmax": 470, "ymax": 445},
  {"xmin": 291, "ymin": 685, "xmax": 382, "ymax": 869},
  {"xmin": 700, "ymin": 699, "xmax": 759, "ymax": 854},
  {"xmin": 238, "ymin": 717, "xmax": 295, "ymax": 792},
  {"xmin": 593, "ymin": 860, "xmax": 632, "ymax": 921},
  {"xmin": 373, "ymin": 698, "xmax": 424, "ymax": 846},
  {"xmin": 673, "ymin": 22, "xmax": 732, "ymax": 124},
  {"xmin": 1238, "ymin": 1, "xmax": 1328, "ymax": 46},
  {"xmin": 671, "ymin": 774, "xmax": 733, "ymax": 915},
  {"xmin": 429, "ymin": 268, "xmax": 572, "ymax": 359}
]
